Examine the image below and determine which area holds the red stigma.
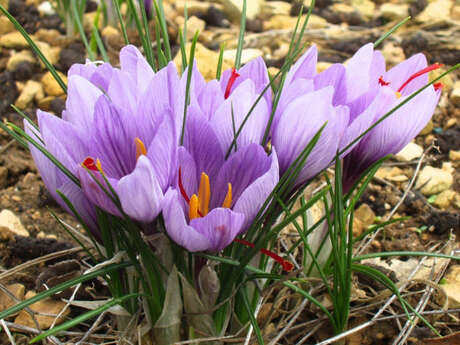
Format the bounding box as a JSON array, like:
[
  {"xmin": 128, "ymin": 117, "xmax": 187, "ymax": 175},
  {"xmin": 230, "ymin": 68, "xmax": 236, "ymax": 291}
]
[
  {"xmin": 397, "ymin": 63, "xmax": 444, "ymax": 93},
  {"xmin": 224, "ymin": 68, "xmax": 240, "ymax": 99},
  {"xmin": 178, "ymin": 167, "xmax": 204, "ymax": 217},
  {"xmin": 82, "ymin": 157, "xmax": 98, "ymax": 171},
  {"xmin": 234, "ymin": 238, "xmax": 294, "ymax": 272},
  {"xmin": 378, "ymin": 76, "xmax": 390, "ymax": 86},
  {"xmin": 178, "ymin": 167, "xmax": 190, "ymax": 203},
  {"xmin": 434, "ymin": 82, "xmax": 444, "ymax": 92}
]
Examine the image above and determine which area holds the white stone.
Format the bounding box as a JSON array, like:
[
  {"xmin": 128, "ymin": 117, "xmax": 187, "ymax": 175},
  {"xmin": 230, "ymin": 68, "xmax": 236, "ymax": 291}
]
[
  {"xmin": 15, "ymin": 80, "xmax": 44, "ymax": 109},
  {"xmin": 261, "ymin": 1, "xmax": 291, "ymax": 18},
  {"xmin": 417, "ymin": 0, "xmax": 453, "ymax": 23},
  {"xmin": 221, "ymin": 0, "xmax": 264, "ymax": 22},
  {"xmin": 351, "ymin": 0, "xmax": 375, "ymax": 20},
  {"xmin": 415, "ymin": 166, "xmax": 453, "ymax": 196},
  {"xmin": 38, "ymin": 1, "xmax": 55, "ymax": 15},
  {"xmin": 394, "ymin": 142, "xmax": 423, "ymax": 162},
  {"xmin": 379, "ymin": 3, "xmax": 409, "ymax": 21},
  {"xmin": 0, "ymin": 32, "xmax": 29, "ymax": 49},
  {"xmin": 223, "ymin": 48, "xmax": 263, "ymax": 65},
  {"xmin": 6, "ymin": 50, "xmax": 36, "ymax": 71},
  {"xmin": 0, "ymin": 210, "xmax": 29, "ymax": 237},
  {"xmin": 450, "ymin": 81, "xmax": 460, "ymax": 106},
  {"xmin": 176, "ymin": 16, "xmax": 206, "ymax": 41},
  {"xmin": 175, "ymin": 0, "xmax": 212, "ymax": 16}
]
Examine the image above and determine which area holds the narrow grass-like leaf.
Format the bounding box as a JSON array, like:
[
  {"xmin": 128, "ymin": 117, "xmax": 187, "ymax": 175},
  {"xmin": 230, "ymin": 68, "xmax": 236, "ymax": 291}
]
[
  {"xmin": 126, "ymin": 0, "xmax": 155, "ymax": 69},
  {"xmin": 0, "ymin": 121, "xmax": 80, "ymax": 186},
  {"xmin": 153, "ymin": 0, "xmax": 172, "ymax": 61},
  {"xmin": 178, "ymin": 30, "xmax": 187, "ymax": 73},
  {"xmin": 374, "ymin": 16, "xmax": 411, "ymax": 48},
  {"xmin": 56, "ymin": 190, "xmax": 104, "ymax": 258},
  {"xmin": 0, "ymin": 5, "xmax": 67, "ymax": 93},
  {"xmin": 352, "ymin": 263, "xmax": 439, "ymax": 336},
  {"xmin": 0, "ymin": 262, "xmax": 131, "ymax": 321},
  {"xmin": 30, "ymin": 293, "xmax": 139, "ymax": 343},
  {"xmin": 71, "ymin": 0, "xmax": 96, "ymax": 61},
  {"xmin": 179, "ymin": 32, "xmax": 199, "ymax": 145},
  {"xmin": 92, "ymin": 25, "xmax": 109, "ymax": 62},
  {"xmin": 216, "ymin": 43, "xmax": 225, "ymax": 80},
  {"xmin": 354, "ymin": 251, "xmax": 460, "ymax": 262},
  {"xmin": 241, "ymin": 287, "xmax": 264, "ymax": 345},
  {"xmin": 113, "ymin": 0, "xmax": 129, "ymax": 44},
  {"xmin": 138, "ymin": 0, "xmax": 155, "ymax": 67},
  {"xmin": 234, "ymin": 0, "xmax": 246, "ymax": 69}
]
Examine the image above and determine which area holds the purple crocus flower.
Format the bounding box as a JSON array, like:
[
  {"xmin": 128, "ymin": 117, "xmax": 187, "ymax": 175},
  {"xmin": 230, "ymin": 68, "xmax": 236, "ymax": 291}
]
[
  {"xmin": 28, "ymin": 45, "xmax": 179, "ymax": 224},
  {"xmin": 162, "ymin": 112, "xmax": 278, "ymax": 252},
  {"xmin": 340, "ymin": 43, "xmax": 443, "ymax": 191}
]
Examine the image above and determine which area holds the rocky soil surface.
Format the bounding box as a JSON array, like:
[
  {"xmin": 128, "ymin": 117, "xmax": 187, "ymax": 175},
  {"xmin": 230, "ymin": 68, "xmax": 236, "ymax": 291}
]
[{"xmin": 0, "ymin": 0, "xmax": 459, "ymax": 343}]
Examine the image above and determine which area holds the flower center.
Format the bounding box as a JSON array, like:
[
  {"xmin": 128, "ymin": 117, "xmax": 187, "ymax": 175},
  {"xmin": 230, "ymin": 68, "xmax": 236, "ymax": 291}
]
[
  {"xmin": 82, "ymin": 157, "xmax": 103, "ymax": 173},
  {"xmin": 224, "ymin": 68, "xmax": 240, "ymax": 99},
  {"xmin": 178, "ymin": 168, "xmax": 232, "ymax": 220}
]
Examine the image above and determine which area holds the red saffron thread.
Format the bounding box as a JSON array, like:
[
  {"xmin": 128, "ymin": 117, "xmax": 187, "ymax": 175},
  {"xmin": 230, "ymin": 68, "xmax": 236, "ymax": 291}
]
[
  {"xmin": 178, "ymin": 167, "xmax": 190, "ymax": 203},
  {"xmin": 224, "ymin": 68, "xmax": 240, "ymax": 99},
  {"xmin": 378, "ymin": 76, "xmax": 390, "ymax": 86},
  {"xmin": 178, "ymin": 167, "xmax": 203, "ymax": 217},
  {"xmin": 234, "ymin": 238, "xmax": 294, "ymax": 272},
  {"xmin": 434, "ymin": 82, "xmax": 444, "ymax": 91},
  {"xmin": 397, "ymin": 63, "xmax": 443, "ymax": 93},
  {"xmin": 82, "ymin": 157, "xmax": 98, "ymax": 171}
]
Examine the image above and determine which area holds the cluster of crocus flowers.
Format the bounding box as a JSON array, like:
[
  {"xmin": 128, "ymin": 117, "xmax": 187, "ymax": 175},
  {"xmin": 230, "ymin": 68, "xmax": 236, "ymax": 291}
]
[{"xmin": 28, "ymin": 42, "xmax": 441, "ymax": 255}]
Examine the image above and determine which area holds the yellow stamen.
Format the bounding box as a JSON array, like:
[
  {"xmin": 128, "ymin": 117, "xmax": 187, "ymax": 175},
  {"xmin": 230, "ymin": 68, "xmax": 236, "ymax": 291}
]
[
  {"xmin": 135, "ymin": 137, "xmax": 147, "ymax": 160},
  {"xmin": 395, "ymin": 91, "xmax": 402, "ymax": 99},
  {"xmin": 222, "ymin": 183, "xmax": 232, "ymax": 208},
  {"xmin": 198, "ymin": 172, "xmax": 211, "ymax": 216},
  {"xmin": 189, "ymin": 194, "xmax": 199, "ymax": 220},
  {"xmin": 96, "ymin": 159, "xmax": 104, "ymax": 175}
]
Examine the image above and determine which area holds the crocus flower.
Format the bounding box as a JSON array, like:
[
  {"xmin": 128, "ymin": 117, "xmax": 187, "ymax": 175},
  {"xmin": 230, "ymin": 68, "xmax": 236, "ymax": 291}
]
[
  {"xmin": 28, "ymin": 45, "xmax": 178, "ymax": 225},
  {"xmin": 162, "ymin": 112, "xmax": 279, "ymax": 252},
  {"xmin": 340, "ymin": 43, "xmax": 442, "ymax": 191},
  {"xmin": 178, "ymin": 59, "xmax": 272, "ymax": 155}
]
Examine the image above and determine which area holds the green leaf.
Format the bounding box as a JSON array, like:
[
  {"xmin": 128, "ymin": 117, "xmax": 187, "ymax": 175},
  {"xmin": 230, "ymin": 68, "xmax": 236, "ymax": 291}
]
[
  {"xmin": 0, "ymin": 262, "xmax": 131, "ymax": 321},
  {"xmin": 30, "ymin": 293, "xmax": 139, "ymax": 343},
  {"xmin": 234, "ymin": 0, "xmax": 246, "ymax": 70}
]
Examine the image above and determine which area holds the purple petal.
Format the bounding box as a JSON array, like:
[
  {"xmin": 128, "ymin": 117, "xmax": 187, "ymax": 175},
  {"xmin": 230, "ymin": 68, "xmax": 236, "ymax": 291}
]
[
  {"xmin": 119, "ymin": 45, "xmax": 155, "ymax": 95},
  {"xmin": 89, "ymin": 97, "xmax": 134, "ymax": 178},
  {"xmin": 284, "ymin": 45, "xmax": 317, "ymax": 87},
  {"xmin": 63, "ymin": 75, "xmax": 103, "ymax": 131},
  {"xmin": 314, "ymin": 63, "xmax": 347, "ymax": 106},
  {"xmin": 189, "ymin": 208, "xmax": 245, "ymax": 252},
  {"xmin": 183, "ymin": 112, "xmax": 224, "ymax": 184},
  {"xmin": 77, "ymin": 166, "xmax": 122, "ymax": 217},
  {"xmin": 211, "ymin": 79, "xmax": 269, "ymax": 153},
  {"xmin": 383, "ymin": 53, "xmax": 427, "ymax": 96},
  {"xmin": 146, "ymin": 113, "xmax": 177, "ymax": 191},
  {"xmin": 212, "ymin": 144, "xmax": 273, "ymax": 208},
  {"xmin": 233, "ymin": 147, "xmax": 279, "ymax": 231},
  {"xmin": 37, "ymin": 110, "xmax": 88, "ymax": 174},
  {"xmin": 345, "ymin": 43, "xmax": 386, "ymax": 103},
  {"xmin": 116, "ymin": 156, "xmax": 163, "ymax": 222},
  {"xmin": 162, "ymin": 189, "xmax": 211, "ymax": 251},
  {"xmin": 198, "ymin": 80, "xmax": 225, "ymax": 120},
  {"xmin": 106, "ymin": 70, "xmax": 138, "ymax": 114}
]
